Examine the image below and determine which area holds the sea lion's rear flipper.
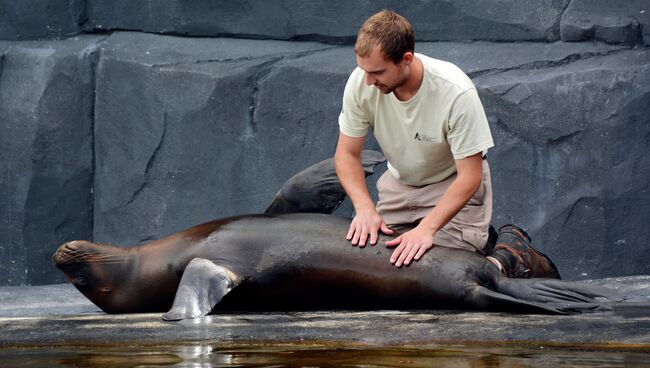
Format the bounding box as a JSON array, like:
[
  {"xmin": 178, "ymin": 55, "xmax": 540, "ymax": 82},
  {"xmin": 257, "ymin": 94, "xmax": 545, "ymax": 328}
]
[
  {"xmin": 477, "ymin": 278, "xmax": 624, "ymax": 314},
  {"xmin": 162, "ymin": 258, "xmax": 238, "ymax": 321},
  {"xmin": 265, "ymin": 150, "xmax": 385, "ymax": 215}
]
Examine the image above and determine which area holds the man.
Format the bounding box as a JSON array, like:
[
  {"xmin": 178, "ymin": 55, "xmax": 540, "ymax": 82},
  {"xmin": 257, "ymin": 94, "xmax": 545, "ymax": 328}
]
[{"xmin": 335, "ymin": 10, "xmax": 559, "ymax": 278}]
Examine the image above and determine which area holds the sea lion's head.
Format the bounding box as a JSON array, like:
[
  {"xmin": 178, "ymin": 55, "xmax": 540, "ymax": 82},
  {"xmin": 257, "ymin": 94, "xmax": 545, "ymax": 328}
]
[{"xmin": 53, "ymin": 240, "xmax": 131, "ymax": 313}]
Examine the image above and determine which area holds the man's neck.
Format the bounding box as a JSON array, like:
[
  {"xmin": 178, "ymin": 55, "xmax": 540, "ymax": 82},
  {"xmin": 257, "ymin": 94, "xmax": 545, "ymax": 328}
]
[{"xmin": 393, "ymin": 56, "xmax": 423, "ymax": 102}]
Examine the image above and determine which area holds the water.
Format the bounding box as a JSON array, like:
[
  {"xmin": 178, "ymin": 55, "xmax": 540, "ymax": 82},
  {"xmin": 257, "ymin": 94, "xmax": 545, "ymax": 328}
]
[{"xmin": 1, "ymin": 342, "xmax": 649, "ymax": 367}]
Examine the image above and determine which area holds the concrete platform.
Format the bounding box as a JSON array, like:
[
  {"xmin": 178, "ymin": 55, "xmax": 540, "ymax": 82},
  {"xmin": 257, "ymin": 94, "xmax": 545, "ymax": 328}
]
[
  {"xmin": 1, "ymin": 277, "xmax": 650, "ymax": 348},
  {"xmin": 1, "ymin": 279, "xmax": 649, "ymax": 366}
]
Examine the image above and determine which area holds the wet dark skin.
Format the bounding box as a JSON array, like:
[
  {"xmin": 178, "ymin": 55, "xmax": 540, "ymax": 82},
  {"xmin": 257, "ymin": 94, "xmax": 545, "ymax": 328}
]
[
  {"xmin": 334, "ymin": 44, "xmax": 483, "ymax": 267},
  {"xmin": 53, "ymin": 213, "xmax": 620, "ymax": 317}
]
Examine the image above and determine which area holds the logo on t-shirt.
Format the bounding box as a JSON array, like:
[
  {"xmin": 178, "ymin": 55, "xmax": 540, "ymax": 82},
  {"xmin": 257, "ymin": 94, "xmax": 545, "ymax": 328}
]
[{"xmin": 414, "ymin": 132, "xmax": 436, "ymax": 142}]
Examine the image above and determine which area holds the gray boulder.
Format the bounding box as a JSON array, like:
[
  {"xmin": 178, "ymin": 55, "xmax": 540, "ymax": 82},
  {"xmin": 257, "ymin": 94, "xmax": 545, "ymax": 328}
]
[
  {"xmin": 0, "ymin": 0, "xmax": 84, "ymax": 40},
  {"xmin": 92, "ymin": 32, "xmax": 346, "ymax": 246},
  {"xmin": 475, "ymin": 49, "xmax": 650, "ymax": 279},
  {"xmin": 561, "ymin": 0, "xmax": 650, "ymax": 45},
  {"xmin": 0, "ymin": 36, "xmax": 103, "ymax": 285}
]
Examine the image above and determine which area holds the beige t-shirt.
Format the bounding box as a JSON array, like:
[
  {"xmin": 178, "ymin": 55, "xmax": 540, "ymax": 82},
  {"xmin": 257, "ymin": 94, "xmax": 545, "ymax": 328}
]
[{"xmin": 339, "ymin": 53, "xmax": 494, "ymax": 186}]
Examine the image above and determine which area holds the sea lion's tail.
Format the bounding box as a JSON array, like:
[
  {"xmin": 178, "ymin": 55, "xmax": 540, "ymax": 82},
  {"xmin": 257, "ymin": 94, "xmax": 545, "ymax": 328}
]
[
  {"xmin": 265, "ymin": 150, "xmax": 385, "ymax": 215},
  {"xmin": 478, "ymin": 278, "xmax": 624, "ymax": 314}
]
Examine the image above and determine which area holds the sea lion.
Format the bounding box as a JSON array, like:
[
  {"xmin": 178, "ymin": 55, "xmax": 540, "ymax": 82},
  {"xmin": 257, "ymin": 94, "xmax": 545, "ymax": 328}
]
[
  {"xmin": 54, "ymin": 213, "xmax": 622, "ymax": 321},
  {"xmin": 52, "ymin": 151, "xmax": 622, "ymax": 321}
]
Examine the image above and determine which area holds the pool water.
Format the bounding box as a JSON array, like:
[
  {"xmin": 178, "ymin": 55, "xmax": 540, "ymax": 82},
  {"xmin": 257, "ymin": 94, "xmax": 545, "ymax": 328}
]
[{"xmin": 1, "ymin": 342, "xmax": 649, "ymax": 367}]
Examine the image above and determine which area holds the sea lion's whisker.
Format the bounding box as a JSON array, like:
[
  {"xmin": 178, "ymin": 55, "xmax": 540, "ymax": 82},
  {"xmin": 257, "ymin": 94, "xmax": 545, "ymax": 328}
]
[
  {"xmin": 84, "ymin": 260, "xmax": 128, "ymax": 264},
  {"xmin": 54, "ymin": 252, "xmax": 129, "ymax": 265}
]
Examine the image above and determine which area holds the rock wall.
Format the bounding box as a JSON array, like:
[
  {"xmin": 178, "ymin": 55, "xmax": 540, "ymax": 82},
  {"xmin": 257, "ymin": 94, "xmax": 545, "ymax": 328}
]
[{"xmin": 0, "ymin": 1, "xmax": 648, "ymax": 285}]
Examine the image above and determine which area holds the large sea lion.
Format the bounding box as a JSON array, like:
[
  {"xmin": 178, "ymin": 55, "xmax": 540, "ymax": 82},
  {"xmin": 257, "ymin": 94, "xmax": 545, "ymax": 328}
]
[{"xmin": 53, "ymin": 151, "xmax": 622, "ymax": 321}]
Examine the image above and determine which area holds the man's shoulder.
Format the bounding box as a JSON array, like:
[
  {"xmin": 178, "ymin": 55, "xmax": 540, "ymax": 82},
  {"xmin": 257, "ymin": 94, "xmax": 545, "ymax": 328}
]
[
  {"xmin": 418, "ymin": 54, "xmax": 475, "ymax": 92},
  {"xmin": 347, "ymin": 66, "xmax": 365, "ymax": 85},
  {"xmin": 345, "ymin": 67, "xmax": 378, "ymax": 100}
]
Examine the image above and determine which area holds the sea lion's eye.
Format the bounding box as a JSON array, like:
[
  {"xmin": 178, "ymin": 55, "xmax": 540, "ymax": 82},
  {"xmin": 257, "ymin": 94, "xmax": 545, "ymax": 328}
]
[{"xmin": 74, "ymin": 275, "xmax": 88, "ymax": 286}]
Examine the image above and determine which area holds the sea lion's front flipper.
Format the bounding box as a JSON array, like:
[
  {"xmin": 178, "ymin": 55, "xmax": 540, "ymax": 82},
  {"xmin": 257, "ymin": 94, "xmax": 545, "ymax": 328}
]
[
  {"xmin": 476, "ymin": 278, "xmax": 624, "ymax": 314},
  {"xmin": 265, "ymin": 150, "xmax": 385, "ymax": 215},
  {"xmin": 162, "ymin": 258, "xmax": 238, "ymax": 321}
]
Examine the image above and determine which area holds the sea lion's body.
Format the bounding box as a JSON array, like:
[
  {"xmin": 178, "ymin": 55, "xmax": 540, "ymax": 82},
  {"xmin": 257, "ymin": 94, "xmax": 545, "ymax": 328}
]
[{"xmin": 54, "ymin": 213, "xmax": 619, "ymax": 319}]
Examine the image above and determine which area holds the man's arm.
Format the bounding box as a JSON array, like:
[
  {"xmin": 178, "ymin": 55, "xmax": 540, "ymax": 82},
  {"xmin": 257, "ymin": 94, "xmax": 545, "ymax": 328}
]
[
  {"xmin": 335, "ymin": 133, "xmax": 393, "ymax": 246},
  {"xmin": 386, "ymin": 152, "xmax": 483, "ymax": 266}
]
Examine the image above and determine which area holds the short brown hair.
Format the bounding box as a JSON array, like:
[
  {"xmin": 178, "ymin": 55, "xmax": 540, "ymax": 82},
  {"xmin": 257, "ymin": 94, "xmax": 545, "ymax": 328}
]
[{"xmin": 355, "ymin": 10, "xmax": 415, "ymax": 63}]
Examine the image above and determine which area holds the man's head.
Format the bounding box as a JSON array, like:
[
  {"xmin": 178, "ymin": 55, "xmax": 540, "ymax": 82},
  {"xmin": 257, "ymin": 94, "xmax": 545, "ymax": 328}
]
[
  {"xmin": 355, "ymin": 10, "xmax": 415, "ymax": 64},
  {"xmin": 355, "ymin": 10, "xmax": 416, "ymax": 94}
]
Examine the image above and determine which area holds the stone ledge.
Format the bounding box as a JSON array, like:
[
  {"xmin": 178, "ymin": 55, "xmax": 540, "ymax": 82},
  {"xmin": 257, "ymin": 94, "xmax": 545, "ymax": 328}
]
[
  {"xmin": 3, "ymin": 1, "xmax": 649, "ymax": 46},
  {"xmin": 83, "ymin": 0, "xmax": 569, "ymax": 43},
  {"xmin": 0, "ymin": 278, "xmax": 648, "ymax": 347}
]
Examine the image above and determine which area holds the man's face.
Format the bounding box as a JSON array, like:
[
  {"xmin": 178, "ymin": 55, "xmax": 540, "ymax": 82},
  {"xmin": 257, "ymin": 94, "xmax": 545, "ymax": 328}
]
[{"xmin": 356, "ymin": 44, "xmax": 408, "ymax": 94}]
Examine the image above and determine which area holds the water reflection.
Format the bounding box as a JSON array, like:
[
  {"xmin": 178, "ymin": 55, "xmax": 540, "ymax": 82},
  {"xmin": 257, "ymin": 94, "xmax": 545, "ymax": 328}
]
[
  {"xmin": 0, "ymin": 342, "xmax": 648, "ymax": 367},
  {"xmin": 57, "ymin": 353, "xmax": 183, "ymax": 367}
]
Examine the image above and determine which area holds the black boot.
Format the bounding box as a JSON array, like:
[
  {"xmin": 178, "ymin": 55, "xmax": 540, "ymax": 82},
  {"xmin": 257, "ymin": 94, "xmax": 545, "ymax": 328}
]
[{"xmin": 487, "ymin": 225, "xmax": 561, "ymax": 279}]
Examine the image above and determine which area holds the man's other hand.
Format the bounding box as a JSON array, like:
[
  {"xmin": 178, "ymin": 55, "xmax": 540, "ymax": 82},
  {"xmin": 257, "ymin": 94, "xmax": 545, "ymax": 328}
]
[
  {"xmin": 385, "ymin": 225, "xmax": 434, "ymax": 267},
  {"xmin": 347, "ymin": 208, "xmax": 394, "ymax": 247}
]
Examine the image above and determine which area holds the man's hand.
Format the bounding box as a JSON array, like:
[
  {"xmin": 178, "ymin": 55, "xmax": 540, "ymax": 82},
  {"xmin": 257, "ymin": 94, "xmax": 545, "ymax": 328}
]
[
  {"xmin": 347, "ymin": 208, "xmax": 394, "ymax": 247},
  {"xmin": 385, "ymin": 224, "xmax": 435, "ymax": 267}
]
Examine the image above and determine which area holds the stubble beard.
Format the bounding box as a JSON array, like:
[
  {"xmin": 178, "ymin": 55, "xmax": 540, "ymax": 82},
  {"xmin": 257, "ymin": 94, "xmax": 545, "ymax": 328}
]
[{"xmin": 376, "ymin": 71, "xmax": 407, "ymax": 95}]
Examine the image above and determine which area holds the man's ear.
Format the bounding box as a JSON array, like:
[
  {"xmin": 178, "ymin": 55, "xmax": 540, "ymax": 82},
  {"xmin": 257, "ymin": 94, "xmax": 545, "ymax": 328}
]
[{"xmin": 402, "ymin": 52, "xmax": 414, "ymax": 65}]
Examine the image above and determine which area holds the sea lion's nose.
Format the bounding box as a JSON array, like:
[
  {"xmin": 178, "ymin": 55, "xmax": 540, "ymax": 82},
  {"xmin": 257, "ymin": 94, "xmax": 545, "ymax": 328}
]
[{"xmin": 52, "ymin": 241, "xmax": 83, "ymax": 266}]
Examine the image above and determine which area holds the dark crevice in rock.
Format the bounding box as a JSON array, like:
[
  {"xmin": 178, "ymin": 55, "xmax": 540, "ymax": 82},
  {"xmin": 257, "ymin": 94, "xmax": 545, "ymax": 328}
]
[
  {"xmin": 146, "ymin": 112, "xmax": 168, "ymax": 177},
  {"xmin": 460, "ymin": 38, "xmax": 564, "ymax": 45},
  {"xmin": 53, "ymin": 218, "xmax": 70, "ymax": 237},
  {"xmin": 87, "ymin": 41, "xmax": 103, "ymax": 242},
  {"xmin": 73, "ymin": 0, "xmax": 89, "ymax": 29},
  {"xmin": 126, "ymin": 112, "xmax": 168, "ymax": 207},
  {"xmin": 491, "ymin": 84, "xmax": 520, "ymax": 98},
  {"xmin": 281, "ymin": 0, "xmax": 294, "ymax": 39},
  {"xmin": 468, "ymin": 47, "xmax": 630, "ymax": 78},
  {"xmin": 80, "ymin": 28, "xmax": 303, "ymax": 43},
  {"xmin": 246, "ymin": 57, "xmax": 284, "ymax": 139},
  {"xmin": 491, "ymin": 117, "xmax": 525, "ymax": 144},
  {"xmin": 138, "ymin": 236, "xmax": 156, "ymax": 244},
  {"xmin": 545, "ymin": 129, "xmax": 584, "ymax": 145},
  {"xmin": 560, "ymin": 196, "xmax": 599, "ymax": 229},
  {"xmin": 283, "ymin": 45, "xmax": 343, "ymax": 59},
  {"xmin": 560, "ymin": 0, "xmax": 574, "ymax": 20},
  {"xmin": 148, "ymin": 56, "xmax": 262, "ymax": 69},
  {"xmin": 147, "ymin": 45, "xmax": 338, "ymax": 69},
  {"xmin": 248, "ymin": 85, "xmax": 258, "ymax": 137},
  {"xmin": 79, "ymin": 25, "xmax": 356, "ymax": 45},
  {"xmin": 546, "ymin": 0, "xmax": 573, "ymax": 41},
  {"xmin": 0, "ymin": 54, "xmax": 4, "ymax": 89},
  {"xmin": 288, "ymin": 34, "xmax": 356, "ymax": 45},
  {"xmin": 146, "ymin": 0, "xmax": 156, "ymax": 31},
  {"xmin": 79, "ymin": 28, "xmax": 584, "ymax": 45},
  {"xmin": 45, "ymin": 28, "xmax": 610, "ymax": 46}
]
